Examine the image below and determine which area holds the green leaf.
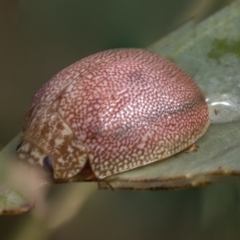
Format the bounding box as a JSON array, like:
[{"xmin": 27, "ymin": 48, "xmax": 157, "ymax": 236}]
[{"xmin": 102, "ymin": 1, "xmax": 240, "ymax": 190}]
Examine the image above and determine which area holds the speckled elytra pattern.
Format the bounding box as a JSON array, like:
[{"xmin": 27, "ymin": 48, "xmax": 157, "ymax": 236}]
[{"xmin": 17, "ymin": 49, "xmax": 210, "ymax": 180}]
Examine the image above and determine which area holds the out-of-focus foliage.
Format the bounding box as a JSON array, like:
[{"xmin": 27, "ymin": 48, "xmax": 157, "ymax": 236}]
[{"xmin": 0, "ymin": 136, "xmax": 48, "ymax": 214}]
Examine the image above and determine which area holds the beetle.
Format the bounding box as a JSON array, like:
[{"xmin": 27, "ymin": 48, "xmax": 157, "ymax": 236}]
[{"xmin": 16, "ymin": 49, "xmax": 210, "ymax": 182}]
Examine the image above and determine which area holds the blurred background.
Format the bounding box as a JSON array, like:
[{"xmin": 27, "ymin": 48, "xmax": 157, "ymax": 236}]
[{"xmin": 0, "ymin": 1, "xmax": 238, "ymax": 240}]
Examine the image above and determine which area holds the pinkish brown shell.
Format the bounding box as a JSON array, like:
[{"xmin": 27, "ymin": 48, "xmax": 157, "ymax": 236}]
[{"xmin": 17, "ymin": 48, "xmax": 210, "ymax": 180}]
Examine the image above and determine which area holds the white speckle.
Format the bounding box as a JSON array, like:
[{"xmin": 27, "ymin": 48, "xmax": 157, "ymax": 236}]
[
  {"xmin": 137, "ymin": 142, "xmax": 145, "ymax": 149},
  {"xmin": 22, "ymin": 143, "xmax": 31, "ymax": 152},
  {"xmin": 58, "ymin": 157, "xmax": 65, "ymax": 163},
  {"xmin": 31, "ymin": 148, "xmax": 41, "ymax": 158},
  {"xmin": 68, "ymin": 172, "xmax": 74, "ymax": 178},
  {"xmin": 55, "ymin": 138, "xmax": 64, "ymax": 146},
  {"xmin": 94, "ymin": 104, "xmax": 100, "ymax": 109},
  {"xmin": 104, "ymin": 161, "xmax": 109, "ymax": 166},
  {"xmin": 87, "ymin": 74, "xmax": 93, "ymax": 78},
  {"xmin": 67, "ymin": 146, "xmax": 73, "ymax": 153}
]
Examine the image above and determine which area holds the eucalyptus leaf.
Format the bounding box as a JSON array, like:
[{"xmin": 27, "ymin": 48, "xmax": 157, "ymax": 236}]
[{"xmin": 102, "ymin": 1, "xmax": 240, "ymax": 189}]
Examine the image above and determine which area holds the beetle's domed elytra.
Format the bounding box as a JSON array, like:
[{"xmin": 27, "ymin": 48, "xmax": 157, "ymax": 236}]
[{"xmin": 17, "ymin": 48, "xmax": 210, "ymax": 181}]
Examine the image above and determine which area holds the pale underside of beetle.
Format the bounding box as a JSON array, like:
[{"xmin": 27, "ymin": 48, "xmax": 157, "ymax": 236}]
[{"xmin": 16, "ymin": 49, "xmax": 210, "ymax": 181}]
